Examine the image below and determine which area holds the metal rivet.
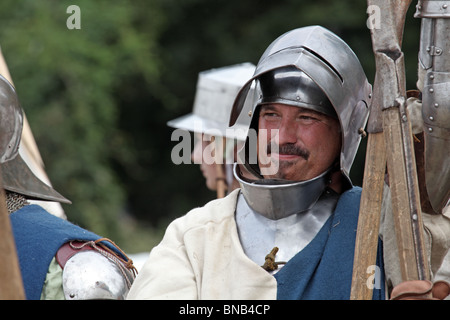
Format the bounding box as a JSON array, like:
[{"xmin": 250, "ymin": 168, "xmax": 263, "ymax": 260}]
[
  {"xmin": 412, "ymin": 214, "xmax": 418, "ymax": 221},
  {"xmin": 429, "ymin": 88, "xmax": 434, "ymax": 93},
  {"xmin": 436, "ymin": 48, "xmax": 442, "ymax": 54},
  {"xmin": 443, "ymin": 4, "xmax": 448, "ymax": 9},
  {"xmin": 296, "ymin": 96, "xmax": 300, "ymax": 100},
  {"xmin": 248, "ymin": 110, "xmax": 252, "ymax": 117},
  {"xmin": 402, "ymin": 114, "xmax": 407, "ymax": 122},
  {"xmin": 434, "ymin": 103, "xmax": 439, "ymax": 108},
  {"xmin": 429, "ymin": 74, "xmax": 434, "ymax": 79},
  {"xmin": 428, "ymin": 127, "xmax": 433, "ymax": 132},
  {"xmin": 429, "ymin": 116, "xmax": 434, "ymax": 121}
]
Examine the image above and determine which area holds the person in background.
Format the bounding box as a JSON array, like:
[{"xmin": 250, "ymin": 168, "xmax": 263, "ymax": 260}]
[{"xmin": 168, "ymin": 63, "xmax": 255, "ymax": 198}]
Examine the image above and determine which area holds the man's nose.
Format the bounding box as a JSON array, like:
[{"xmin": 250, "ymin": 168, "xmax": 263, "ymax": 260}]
[{"xmin": 276, "ymin": 119, "xmax": 297, "ymax": 145}]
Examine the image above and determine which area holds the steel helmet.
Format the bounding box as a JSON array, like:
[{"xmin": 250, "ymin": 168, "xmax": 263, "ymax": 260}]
[
  {"xmin": 0, "ymin": 75, "xmax": 70, "ymax": 203},
  {"xmin": 230, "ymin": 26, "xmax": 371, "ymax": 183}
]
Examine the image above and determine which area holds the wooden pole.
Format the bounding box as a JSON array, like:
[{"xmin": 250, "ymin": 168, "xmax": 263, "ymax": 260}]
[
  {"xmin": 0, "ymin": 165, "xmax": 25, "ymax": 299},
  {"xmin": 350, "ymin": 132, "xmax": 386, "ymax": 299},
  {"xmin": 0, "ymin": 47, "xmax": 26, "ymax": 299},
  {"xmin": 351, "ymin": 0, "xmax": 430, "ymax": 299},
  {"xmin": 384, "ymin": 100, "xmax": 430, "ymax": 281}
]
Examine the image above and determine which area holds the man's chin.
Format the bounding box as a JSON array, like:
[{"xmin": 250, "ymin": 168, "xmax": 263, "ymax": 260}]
[{"xmin": 260, "ymin": 159, "xmax": 301, "ymax": 180}]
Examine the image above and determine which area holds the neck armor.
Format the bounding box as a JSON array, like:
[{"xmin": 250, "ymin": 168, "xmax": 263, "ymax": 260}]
[
  {"xmin": 233, "ymin": 163, "xmax": 331, "ymax": 220},
  {"xmin": 235, "ymin": 187, "xmax": 339, "ymax": 269}
]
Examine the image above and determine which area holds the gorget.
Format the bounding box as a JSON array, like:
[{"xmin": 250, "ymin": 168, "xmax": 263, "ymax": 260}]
[
  {"xmin": 233, "ymin": 163, "xmax": 331, "ymax": 219},
  {"xmin": 235, "ymin": 189, "xmax": 339, "ymax": 271}
]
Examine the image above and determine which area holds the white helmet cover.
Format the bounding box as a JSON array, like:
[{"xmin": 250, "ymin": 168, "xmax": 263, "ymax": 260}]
[{"xmin": 168, "ymin": 62, "xmax": 256, "ymax": 141}]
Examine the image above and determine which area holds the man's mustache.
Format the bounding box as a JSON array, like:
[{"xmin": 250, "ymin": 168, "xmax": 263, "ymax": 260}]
[{"xmin": 266, "ymin": 143, "xmax": 310, "ymax": 160}]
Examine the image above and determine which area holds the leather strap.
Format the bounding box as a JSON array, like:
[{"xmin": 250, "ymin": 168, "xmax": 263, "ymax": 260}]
[{"xmin": 56, "ymin": 241, "xmax": 95, "ymax": 269}]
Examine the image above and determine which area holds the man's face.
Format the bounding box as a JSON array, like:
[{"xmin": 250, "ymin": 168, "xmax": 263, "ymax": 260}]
[
  {"xmin": 257, "ymin": 103, "xmax": 341, "ymax": 181},
  {"xmin": 191, "ymin": 133, "xmax": 219, "ymax": 191}
]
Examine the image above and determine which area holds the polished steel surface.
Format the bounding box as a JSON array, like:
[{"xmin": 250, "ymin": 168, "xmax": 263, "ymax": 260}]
[
  {"xmin": 0, "ymin": 75, "xmax": 70, "ymax": 203},
  {"xmin": 416, "ymin": 5, "xmax": 450, "ymax": 212},
  {"xmin": 235, "ymin": 189, "xmax": 339, "ymax": 270},
  {"xmin": 234, "ymin": 163, "xmax": 331, "ymax": 220},
  {"xmin": 230, "ymin": 26, "xmax": 370, "ymax": 184},
  {"xmin": 257, "ymin": 67, "xmax": 336, "ymax": 118},
  {"xmin": 62, "ymin": 251, "xmax": 130, "ymax": 300}
]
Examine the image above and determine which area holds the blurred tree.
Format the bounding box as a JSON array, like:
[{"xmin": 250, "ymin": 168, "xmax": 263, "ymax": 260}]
[{"xmin": 0, "ymin": 0, "xmax": 166, "ymax": 248}]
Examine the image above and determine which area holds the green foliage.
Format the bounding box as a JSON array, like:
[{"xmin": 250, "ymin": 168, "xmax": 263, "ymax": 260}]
[
  {"xmin": 0, "ymin": 1, "xmax": 166, "ymax": 248},
  {"xmin": 0, "ymin": 1, "xmax": 423, "ymax": 253}
]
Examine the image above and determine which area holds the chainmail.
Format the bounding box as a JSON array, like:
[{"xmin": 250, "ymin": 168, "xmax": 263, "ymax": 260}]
[{"xmin": 6, "ymin": 191, "xmax": 30, "ymax": 214}]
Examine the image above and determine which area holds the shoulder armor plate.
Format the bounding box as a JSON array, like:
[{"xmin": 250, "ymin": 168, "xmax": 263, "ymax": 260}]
[{"xmin": 62, "ymin": 250, "xmax": 131, "ymax": 300}]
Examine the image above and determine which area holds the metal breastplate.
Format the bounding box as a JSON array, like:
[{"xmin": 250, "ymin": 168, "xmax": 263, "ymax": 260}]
[{"xmin": 235, "ymin": 190, "xmax": 339, "ymax": 271}]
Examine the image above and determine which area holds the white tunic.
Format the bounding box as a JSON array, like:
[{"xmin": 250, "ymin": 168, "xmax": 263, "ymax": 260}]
[
  {"xmin": 127, "ymin": 189, "xmax": 277, "ymax": 300},
  {"xmin": 127, "ymin": 188, "xmax": 450, "ymax": 299}
]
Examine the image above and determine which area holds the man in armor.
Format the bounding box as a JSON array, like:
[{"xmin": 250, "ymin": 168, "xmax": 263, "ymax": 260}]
[
  {"xmin": 387, "ymin": 2, "xmax": 450, "ymax": 297},
  {"xmin": 0, "ymin": 75, "xmax": 136, "ymax": 299},
  {"xmin": 168, "ymin": 63, "xmax": 255, "ymax": 197},
  {"xmin": 128, "ymin": 26, "xmax": 449, "ymax": 299}
]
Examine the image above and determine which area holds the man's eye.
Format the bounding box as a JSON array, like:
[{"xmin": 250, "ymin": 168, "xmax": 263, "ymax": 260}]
[
  {"xmin": 298, "ymin": 115, "xmax": 318, "ymax": 123},
  {"xmin": 263, "ymin": 112, "xmax": 279, "ymax": 118}
]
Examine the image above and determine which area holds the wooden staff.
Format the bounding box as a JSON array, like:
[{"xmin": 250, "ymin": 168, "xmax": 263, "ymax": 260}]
[
  {"xmin": 0, "ymin": 47, "xmax": 25, "ymax": 299},
  {"xmin": 0, "ymin": 166, "xmax": 25, "ymax": 299},
  {"xmin": 351, "ymin": 0, "xmax": 430, "ymax": 300}
]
